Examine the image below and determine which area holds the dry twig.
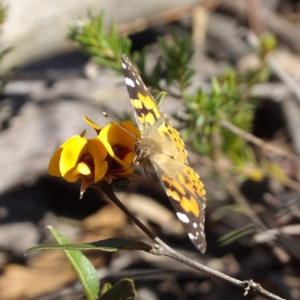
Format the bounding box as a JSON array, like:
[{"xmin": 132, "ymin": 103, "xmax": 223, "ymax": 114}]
[
  {"xmin": 100, "ymin": 181, "xmax": 286, "ymax": 300},
  {"xmin": 219, "ymin": 119, "xmax": 300, "ymax": 164},
  {"xmin": 254, "ymin": 224, "xmax": 300, "ymax": 244}
]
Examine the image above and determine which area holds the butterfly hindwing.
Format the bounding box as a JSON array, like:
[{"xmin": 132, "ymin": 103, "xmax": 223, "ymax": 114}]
[{"xmin": 152, "ymin": 161, "xmax": 206, "ymax": 252}]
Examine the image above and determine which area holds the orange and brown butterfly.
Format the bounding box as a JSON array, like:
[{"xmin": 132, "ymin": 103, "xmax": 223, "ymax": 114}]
[{"xmin": 122, "ymin": 54, "xmax": 207, "ymax": 253}]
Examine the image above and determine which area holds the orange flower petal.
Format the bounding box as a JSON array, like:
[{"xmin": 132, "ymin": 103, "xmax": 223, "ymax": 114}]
[
  {"xmin": 48, "ymin": 135, "xmax": 84, "ymax": 177},
  {"xmin": 48, "ymin": 131, "xmax": 109, "ymax": 192},
  {"xmin": 121, "ymin": 152, "xmax": 135, "ymax": 171},
  {"xmin": 76, "ymin": 162, "xmax": 92, "ymax": 175},
  {"xmin": 48, "ymin": 148, "xmax": 63, "ymax": 176},
  {"xmin": 84, "ymin": 115, "xmax": 101, "ymax": 133},
  {"xmin": 94, "ymin": 160, "xmax": 108, "ymax": 181},
  {"xmin": 60, "ymin": 136, "xmax": 87, "ymax": 182},
  {"xmin": 99, "ymin": 121, "xmax": 140, "ymax": 166},
  {"xmin": 86, "ymin": 138, "xmax": 108, "ymax": 182}
]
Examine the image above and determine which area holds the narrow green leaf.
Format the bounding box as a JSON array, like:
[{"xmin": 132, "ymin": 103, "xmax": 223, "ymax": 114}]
[
  {"xmin": 91, "ymin": 239, "xmax": 152, "ymax": 251},
  {"xmin": 0, "ymin": 3, "xmax": 8, "ymax": 24},
  {"xmin": 218, "ymin": 224, "xmax": 255, "ymax": 246},
  {"xmin": 219, "ymin": 228, "xmax": 255, "ymax": 246},
  {"xmin": 26, "ymin": 238, "xmax": 153, "ymax": 253},
  {"xmin": 100, "ymin": 283, "xmax": 112, "ymax": 297},
  {"xmin": 0, "ymin": 46, "xmax": 13, "ymax": 61},
  {"xmin": 100, "ymin": 278, "xmax": 137, "ymax": 300},
  {"xmin": 68, "ymin": 12, "xmax": 132, "ymax": 69},
  {"xmin": 211, "ymin": 77, "xmax": 221, "ymax": 95},
  {"xmin": 154, "ymin": 91, "xmax": 167, "ymax": 105},
  {"xmin": 45, "ymin": 226, "xmax": 99, "ymax": 300},
  {"xmin": 196, "ymin": 114, "xmax": 205, "ymax": 127}
]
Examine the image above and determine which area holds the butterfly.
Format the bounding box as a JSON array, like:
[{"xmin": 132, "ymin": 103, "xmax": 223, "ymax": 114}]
[{"xmin": 122, "ymin": 54, "xmax": 207, "ymax": 253}]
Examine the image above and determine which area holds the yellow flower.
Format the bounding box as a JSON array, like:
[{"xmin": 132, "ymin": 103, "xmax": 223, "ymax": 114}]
[
  {"xmin": 249, "ymin": 168, "xmax": 264, "ymax": 182},
  {"xmin": 98, "ymin": 121, "xmax": 140, "ymax": 177},
  {"xmin": 83, "ymin": 115, "xmax": 101, "ymax": 134},
  {"xmin": 48, "ymin": 131, "xmax": 108, "ymax": 197},
  {"xmin": 48, "ymin": 116, "xmax": 140, "ymax": 197}
]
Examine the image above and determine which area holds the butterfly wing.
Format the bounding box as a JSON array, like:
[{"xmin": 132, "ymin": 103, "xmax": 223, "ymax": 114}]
[
  {"xmin": 122, "ymin": 54, "xmax": 164, "ymax": 137},
  {"xmin": 151, "ymin": 159, "xmax": 206, "ymax": 253},
  {"xmin": 122, "ymin": 54, "xmax": 207, "ymax": 252},
  {"xmin": 122, "ymin": 54, "xmax": 189, "ymax": 163}
]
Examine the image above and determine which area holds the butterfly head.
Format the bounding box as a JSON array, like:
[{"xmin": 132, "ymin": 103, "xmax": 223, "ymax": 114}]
[{"xmin": 133, "ymin": 138, "xmax": 154, "ymax": 165}]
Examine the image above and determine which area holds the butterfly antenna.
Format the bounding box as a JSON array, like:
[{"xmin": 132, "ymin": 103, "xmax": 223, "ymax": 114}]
[
  {"xmin": 111, "ymin": 165, "xmax": 135, "ymax": 172},
  {"xmin": 102, "ymin": 112, "xmax": 138, "ymax": 140}
]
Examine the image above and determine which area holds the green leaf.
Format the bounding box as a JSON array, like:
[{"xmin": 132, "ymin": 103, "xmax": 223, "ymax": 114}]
[
  {"xmin": 100, "ymin": 283, "xmax": 112, "ymax": 297},
  {"xmin": 49, "ymin": 226, "xmax": 99, "ymax": 300},
  {"xmin": 210, "ymin": 204, "xmax": 245, "ymax": 222},
  {"xmin": 0, "ymin": 46, "xmax": 13, "ymax": 61},
  {"xmin": 158, "ymin": 31, "xmax": 194, "ymax": 91},
  {"xmin": 154, "ymin": 91, "xmax": 167, "ymax": 105},
  {"xmin": 211, "ymin": 77, "xmax": 221, "ymax": 95},
  {"xmin": 99, "ymin": 278, "xmax": 137, "ymax": 300},
  {"xmin": 0, "ymin": 3, "xmax": 8, "ymax": 25},
  {"xmin": 68, "ymin": 12, "xmax": 131, "ymax": 71},
  {"xmin": 26, "ymin": 238, "xmax": 153, "ymax": 253},
  {"xmin": 195, "ymin": 114, "xmax": 205, "ymax": 127},
  {"xmin": 218, "ymin": 224, "xmax": 255, "ymax": 246},
  {"xmin": 259, "ymin": 33, "xmax": 277, "ymax": 56}
]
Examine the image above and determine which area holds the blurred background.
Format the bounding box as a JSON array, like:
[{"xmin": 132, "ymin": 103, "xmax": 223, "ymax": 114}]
[{"xmin": 1, "ymin": 0, "xmax": 300, "ymax": 299}]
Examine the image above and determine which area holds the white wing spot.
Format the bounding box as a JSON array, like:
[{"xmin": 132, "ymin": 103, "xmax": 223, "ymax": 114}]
[
  {"xmin": 188, "ymin": 233, "xmax": 195, "ymax": 240},
  {"xmin": 125, "ymin": 77, "xmax": 135, "ymax": 87},
  {"xmin": 200, "ymin": 223, "xmax": 204, "ymax": 231},
  {"xmin": 132, "ymin": 71, "xmax": 136, "ymax": 77},
  {"xmin": 176, "ymin": 212, "xmax": 190, "ymax": 223},
  {"xmin": 122, "ymin": 62, "xmax": 127, "ymax": 69},
  {"xmin": 193, "ymin": 222, "xmax": 198, "ymax": 229},
  {"xmin": 135, "ymin": 79, "xmax": 140, "ymax": 85}
]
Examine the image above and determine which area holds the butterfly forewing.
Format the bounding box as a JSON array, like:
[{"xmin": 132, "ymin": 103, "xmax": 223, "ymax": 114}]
[
  {"xmin": 122, "ymin": 54, "xmax": 207, "ymax": 253},
  {"xmin": 122, "ymin": 55, "xmax": 164, "ymax": 137}
]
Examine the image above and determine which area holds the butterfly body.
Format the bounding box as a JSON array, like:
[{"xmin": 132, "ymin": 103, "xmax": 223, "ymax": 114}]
[{"xmin": 122, "ymin": 54, "xmax": 207, "ymax": 253}]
